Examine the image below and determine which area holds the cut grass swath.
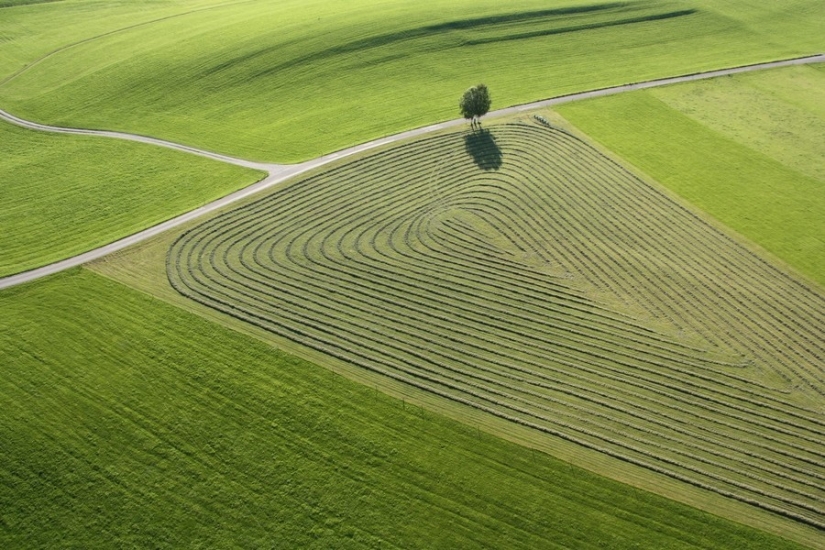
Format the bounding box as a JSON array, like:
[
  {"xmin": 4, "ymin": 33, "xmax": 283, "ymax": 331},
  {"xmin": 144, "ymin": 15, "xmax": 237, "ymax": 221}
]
[
  {"xmin": 557, "ymin": 66, "xmax": 825, "ymax": 287},
  {"xmin": 168, "ymin": 122, "xmax": 825, "ymax": 531}
]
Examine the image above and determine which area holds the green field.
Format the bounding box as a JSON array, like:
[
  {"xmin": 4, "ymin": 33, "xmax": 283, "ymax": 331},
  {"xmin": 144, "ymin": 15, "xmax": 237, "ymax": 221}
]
[
  {"xmin": 0, "ymin": 120, "xmax": 262, "ymax": 277},
  {"xmin": 1, "ymin": 0, "xmax": 824, "ymax": 161},
  {"xmin": 4, "ymin": 0, "xmax": 825, "ymax": 547},
  {"xmin": 2, "ymin": 269, "xmax": 810, "ymax": 549},
  {"xmin": 556, "ymin": 65, "xmax": 825, "ymax": 287},
  {"xmin": 157, "ymin": 119, "xmax": 825, "ymax": 538}
]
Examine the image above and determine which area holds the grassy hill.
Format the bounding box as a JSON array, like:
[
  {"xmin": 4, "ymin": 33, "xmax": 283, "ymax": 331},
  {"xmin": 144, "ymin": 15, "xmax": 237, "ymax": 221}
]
[
  {"xmin": 0, "ymin": 268, "xmax": 810, "ymax": 549},
  {"xmin": 1, "ymin": 0, "xmax": 824, "ymax": 161},
  {"xmin": 557, "ymin": 65, "xmax": 825, "ymax": 287},
  {"xmin": 0, "ymin": 119, "xmax": 262, "ymax": 277}
]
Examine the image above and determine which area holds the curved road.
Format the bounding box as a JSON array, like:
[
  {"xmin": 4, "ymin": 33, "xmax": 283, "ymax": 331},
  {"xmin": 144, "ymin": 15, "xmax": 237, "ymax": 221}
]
[{"xmin": 1, "ymin": 53, "xmax": 824, "ymax": 290}]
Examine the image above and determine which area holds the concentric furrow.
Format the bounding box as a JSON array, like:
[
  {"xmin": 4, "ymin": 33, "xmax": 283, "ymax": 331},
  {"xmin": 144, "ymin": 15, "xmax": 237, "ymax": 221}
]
[
  {"xmin": 501, "ymin": 128, "xmax": 825, "ymax": 376},
  {"xmin": 169, "ymin": 123, "xmax": 825, "ymax": 529}
]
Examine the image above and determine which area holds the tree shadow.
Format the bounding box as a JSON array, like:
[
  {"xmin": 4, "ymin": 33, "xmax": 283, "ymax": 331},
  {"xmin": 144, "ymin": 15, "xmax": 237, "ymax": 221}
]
[{"xmin": 464, "ymin": 129, "xmax": 503, "ymax": 171}]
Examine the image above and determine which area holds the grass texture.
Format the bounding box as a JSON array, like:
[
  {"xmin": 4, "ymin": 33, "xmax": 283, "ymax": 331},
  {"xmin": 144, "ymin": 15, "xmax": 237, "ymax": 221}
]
[
  {"xmin": 0, "ymin": 0, "xmax": 63, "ymax": 7},
  {"xmin": 167, "ymin": 121, "xmax": 825, "ymax": 536},
  {"xmin": 0, "ymin": 120, "xmax": 262, "ymax": 277},
  {"xmin": 1, "ymin": 0, "xmax": 824, "ymax": 161},
  {"xmin": 1, "ymin": 269, "xmax": 810, "ymax": 549},
  {"xmin": 557, "ymin": 65, "xmax": 825, "ymax": 287}
]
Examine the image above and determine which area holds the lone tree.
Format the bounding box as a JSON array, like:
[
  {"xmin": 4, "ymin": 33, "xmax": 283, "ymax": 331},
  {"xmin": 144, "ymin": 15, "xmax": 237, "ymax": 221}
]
[{"xmin": 459, "ymin": 84, "xmax": 491, "ymax": 130}]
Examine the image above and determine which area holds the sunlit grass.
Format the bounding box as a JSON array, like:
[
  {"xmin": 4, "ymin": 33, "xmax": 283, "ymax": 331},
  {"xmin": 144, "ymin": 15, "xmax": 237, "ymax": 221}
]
[
  {"xmin": 0, "ymin": 120, "xmax": 261, "ymax": 276},
  {"xmin": 1, "ymin": 0, "xmax": 824, "ymax": 161}
]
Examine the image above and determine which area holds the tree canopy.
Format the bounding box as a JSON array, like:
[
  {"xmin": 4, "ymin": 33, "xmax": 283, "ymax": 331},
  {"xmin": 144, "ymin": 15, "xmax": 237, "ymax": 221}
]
[{"xmin": 459, "ymin": 84, "xmax": 491, "ymax": 128}]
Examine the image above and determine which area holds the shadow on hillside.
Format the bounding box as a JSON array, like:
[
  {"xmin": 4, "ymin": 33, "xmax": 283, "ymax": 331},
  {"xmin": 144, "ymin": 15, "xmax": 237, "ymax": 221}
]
[
  {"xmin": 464, "ymin": 129, "xmax": 502, "ymax": 171},
  {"xmin": 233, "ymin": 3, "xmax": 623, "ymax": 78}
]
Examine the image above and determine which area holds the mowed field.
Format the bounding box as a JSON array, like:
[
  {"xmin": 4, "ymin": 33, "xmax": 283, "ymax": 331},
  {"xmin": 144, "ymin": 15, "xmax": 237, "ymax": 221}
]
[
  {"xmin": 0, "ymin": 120, "xmax": 262, "ymax": 277},
  {"xmin": 3, "ymin": 269, "xmax": 809, "ymax": 549},
  {"xmin": 557, "ymin": 65, "xmax": 825, "ymax": 287},
  {"xmin": 3, "ymin": 0, "xmax": 825, "ymax": 547},
  {"xmin": 1, "ymin": 0, "xmax": 824, "ymax": 160},
  {"xmin": 164, "ymin": 120, "xmax": 825, "ymax": 537}
]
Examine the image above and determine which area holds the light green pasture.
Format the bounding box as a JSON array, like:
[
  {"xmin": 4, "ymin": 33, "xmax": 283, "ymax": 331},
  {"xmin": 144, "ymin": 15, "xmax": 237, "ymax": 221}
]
[
  {"xmin": 0, "ymin": 120, "xmax": 261, "ymax": 276},
  {"xmin": 1, "ymin": 0, "xmax": 824, "ymax": 161},
  {"xmin": 557, "ymin": 65, "xmax": 825, "ymax": 287}
]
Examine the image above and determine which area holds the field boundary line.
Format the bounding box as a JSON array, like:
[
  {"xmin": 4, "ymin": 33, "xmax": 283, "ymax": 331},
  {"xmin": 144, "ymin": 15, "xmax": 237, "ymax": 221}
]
[
  {"xmin": 1, "ymin": 52, "xmax": 823, "ymax": 290},
  {"xmin": 0, "ymin": 108, "xmax": 277, "ymax": 171}
]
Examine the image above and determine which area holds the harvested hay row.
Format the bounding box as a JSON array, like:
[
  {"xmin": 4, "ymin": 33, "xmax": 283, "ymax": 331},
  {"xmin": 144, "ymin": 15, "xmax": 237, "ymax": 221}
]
[{"xmin": 169, "ymin": 123, "xmax": 825, "ymax": 529}]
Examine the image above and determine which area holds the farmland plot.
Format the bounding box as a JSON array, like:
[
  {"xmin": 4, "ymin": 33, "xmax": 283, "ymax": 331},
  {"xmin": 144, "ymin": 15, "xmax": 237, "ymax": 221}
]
[
  {"xmin": 0, "ymin": 120, "xmax": 261, "ymax": 277},
  {"xmin": 557, "ymin": 65, "xmax": 825, "ymax": 287},
  {"xmin": 169, "ymin": 122, "xmax": 825, "ymax": 530},
  {"xmin": 1, "ymin": 270, "xmax": 810, "ymax": 549}
]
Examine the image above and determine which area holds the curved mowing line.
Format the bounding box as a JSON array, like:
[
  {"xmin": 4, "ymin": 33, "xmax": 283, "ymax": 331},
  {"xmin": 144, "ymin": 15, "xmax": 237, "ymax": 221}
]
[
  {"xmin": 168, "ymin": 122, "xmax": 825, "ymax": 529},
  {"xmin": 174, "ymin": 127, "xmax": 824, "ymax": 424},
  {"xmin": 1, "ymin": 53, "xmax": 825, "ymax": 290}
]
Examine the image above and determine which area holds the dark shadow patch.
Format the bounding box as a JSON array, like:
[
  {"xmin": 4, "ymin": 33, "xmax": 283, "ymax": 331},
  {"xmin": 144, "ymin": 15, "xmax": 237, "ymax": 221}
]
[
  {"xmin": 204, "ymin": 4, "xmax": 697, "ymax": 80},
  {"xmin": 404, "ymin": 3, "xmax": 624, "ymax": 34},
  {"xmin": 205, "ymin": 3, "xmax": 625, "ymax": 78},
  {"xmin": 346, "ymin": 52, "xmax": 410, "ymax": 71},
  {"xmin": 0, "ymin": 0, "xmax": 64, "ymax": 7},
  {"xmin": 464, "ymin": 130, "xmax": 502, "ymax": 171},
  {"xmin": 466, "ymin": 9, "xmax": 696, "ymax": 45}
]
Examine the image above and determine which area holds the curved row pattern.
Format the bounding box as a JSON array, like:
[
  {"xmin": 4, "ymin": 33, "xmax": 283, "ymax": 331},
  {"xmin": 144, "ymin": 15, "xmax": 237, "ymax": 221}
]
[{"xmin": 169, "ymin": 123, "xmax": 825, "ymax": 529}]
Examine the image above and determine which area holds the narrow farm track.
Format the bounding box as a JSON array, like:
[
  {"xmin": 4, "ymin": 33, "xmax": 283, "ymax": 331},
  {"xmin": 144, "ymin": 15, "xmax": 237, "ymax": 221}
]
[
  {"xmin": 1, "ymin": 53, "xmax": 824, "ymax": 290},
  {"xmin": 169, "ymin": 123, "xmax": 825, "ymax": 530}
]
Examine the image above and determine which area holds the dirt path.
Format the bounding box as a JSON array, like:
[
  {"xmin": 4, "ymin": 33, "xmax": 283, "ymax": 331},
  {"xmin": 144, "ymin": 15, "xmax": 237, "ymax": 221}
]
[{"xmin": 1, "ymin": 53, "xmax": 823, "ymax": 290}]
